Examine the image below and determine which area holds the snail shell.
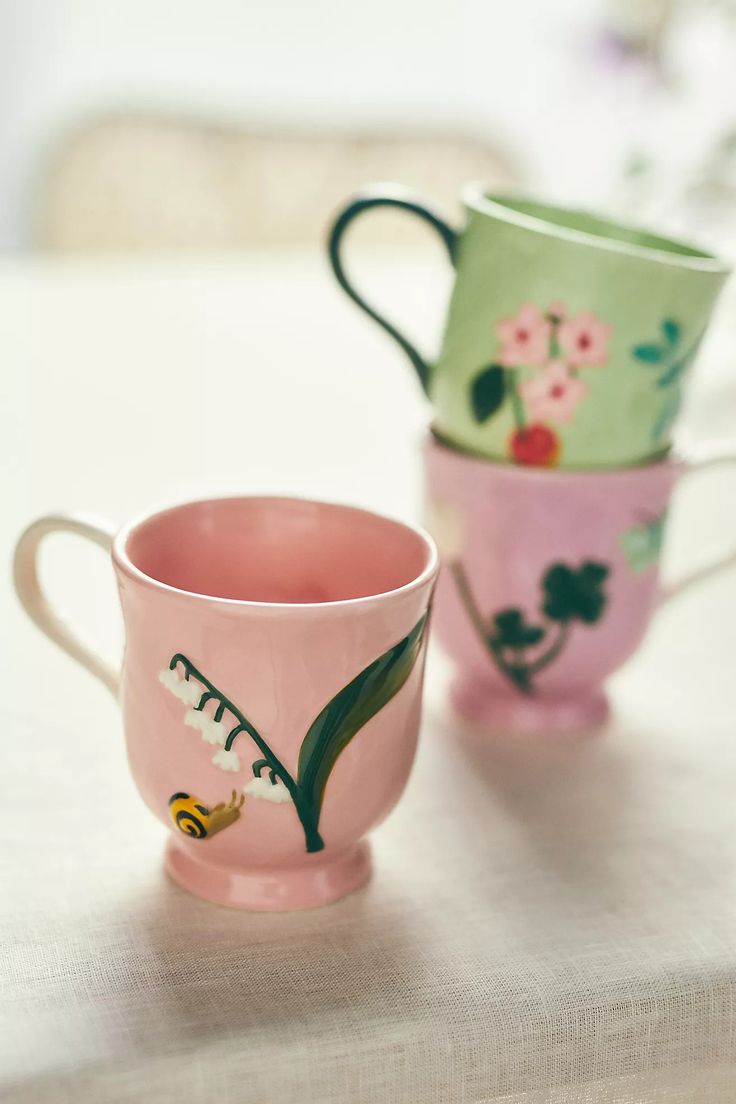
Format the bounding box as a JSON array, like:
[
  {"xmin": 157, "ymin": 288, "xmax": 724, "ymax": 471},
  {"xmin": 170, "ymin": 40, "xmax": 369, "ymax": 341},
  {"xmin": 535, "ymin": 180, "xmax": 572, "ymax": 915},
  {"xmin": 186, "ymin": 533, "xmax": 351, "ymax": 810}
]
[
  {"xmin": 168, "ymin": 790, "xmax": 245, "ymax": 839},
  {"xmin": 168, "ymin": 792, "xmax": 210, "ymax": 838}
]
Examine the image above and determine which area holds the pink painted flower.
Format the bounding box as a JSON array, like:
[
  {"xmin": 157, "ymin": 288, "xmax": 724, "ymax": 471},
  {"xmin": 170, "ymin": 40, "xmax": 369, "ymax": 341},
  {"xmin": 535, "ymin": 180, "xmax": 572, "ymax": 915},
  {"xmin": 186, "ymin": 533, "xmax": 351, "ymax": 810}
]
[
  {"xmin": 520, "ymin": 360, "xmax": 588, "ymax": 424},
  {"xmin": 496, "ymin": 303, "xmax": 551, "ymax": 367},
  {"xmin": 557, "ymin": 311, "xmax": 612, "ymax": 367}
]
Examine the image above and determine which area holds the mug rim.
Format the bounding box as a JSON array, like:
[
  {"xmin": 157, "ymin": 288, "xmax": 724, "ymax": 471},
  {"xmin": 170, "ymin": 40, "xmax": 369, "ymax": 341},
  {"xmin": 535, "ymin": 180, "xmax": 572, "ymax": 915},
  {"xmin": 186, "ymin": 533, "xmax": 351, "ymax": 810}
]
[
  {"xmin": 428, "ymin": 427, "xmax": 685, "ymax": 485},
  {"xmin": 112, "ymin": 494, "xmax": 439, "ymax": 611},
  {"xmin": 461, "ymin": 183, "xmax": 732, "ymax": 275}
]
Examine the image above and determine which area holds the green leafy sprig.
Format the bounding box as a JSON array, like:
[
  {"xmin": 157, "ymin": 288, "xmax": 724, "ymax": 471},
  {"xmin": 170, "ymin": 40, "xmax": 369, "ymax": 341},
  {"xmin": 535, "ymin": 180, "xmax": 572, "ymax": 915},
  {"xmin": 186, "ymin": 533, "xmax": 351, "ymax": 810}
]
[
  {"xmin": 451, "ymin": 561, "xmax": 609, "ymax": 694},
  {"xmin": 632, "ymin": 318, "xmax": 704, "ymax": 442}
]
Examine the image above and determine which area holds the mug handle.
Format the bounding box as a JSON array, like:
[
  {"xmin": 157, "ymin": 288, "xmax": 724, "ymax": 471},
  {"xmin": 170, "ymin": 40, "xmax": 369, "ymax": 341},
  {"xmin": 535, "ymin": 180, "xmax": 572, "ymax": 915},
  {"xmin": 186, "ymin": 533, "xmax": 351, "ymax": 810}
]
[
  {"xmin": 327, "ymin": 184, "xmax": 459, "ymax": 396},
  {"xmin": 13, "ymin": 513, "xmax": 120, "ymax": 696},
  {"xmin": 660, "ymin": 449, "xmax": 736, "ymax": 606}
]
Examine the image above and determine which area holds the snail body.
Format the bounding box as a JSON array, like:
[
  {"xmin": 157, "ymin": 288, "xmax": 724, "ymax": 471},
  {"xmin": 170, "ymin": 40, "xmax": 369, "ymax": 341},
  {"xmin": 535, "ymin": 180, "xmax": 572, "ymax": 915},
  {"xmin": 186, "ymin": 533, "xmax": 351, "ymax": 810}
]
[{"xmin": 168, "ymin": 790, "xmax": 244, "ymax": 839}]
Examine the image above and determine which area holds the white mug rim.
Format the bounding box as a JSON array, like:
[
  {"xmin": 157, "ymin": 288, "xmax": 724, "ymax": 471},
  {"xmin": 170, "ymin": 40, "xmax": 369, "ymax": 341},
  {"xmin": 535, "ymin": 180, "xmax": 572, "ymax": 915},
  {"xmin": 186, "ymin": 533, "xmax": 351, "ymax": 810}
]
[{"xmin": 112, "ymin": 494, "xmax": 439, "ymax": 613}]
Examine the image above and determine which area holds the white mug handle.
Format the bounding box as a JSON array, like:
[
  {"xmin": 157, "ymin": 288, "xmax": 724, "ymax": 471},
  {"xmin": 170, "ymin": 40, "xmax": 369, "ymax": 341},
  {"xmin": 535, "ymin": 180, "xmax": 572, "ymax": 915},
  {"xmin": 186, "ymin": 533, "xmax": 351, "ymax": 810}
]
[
  {"xmin": 660, "ymin": 449, "xmax": 736, "ymax": 606},
  {"xmin": 13, "ymin": 513, "xmax": 120, "ymax": 696}
]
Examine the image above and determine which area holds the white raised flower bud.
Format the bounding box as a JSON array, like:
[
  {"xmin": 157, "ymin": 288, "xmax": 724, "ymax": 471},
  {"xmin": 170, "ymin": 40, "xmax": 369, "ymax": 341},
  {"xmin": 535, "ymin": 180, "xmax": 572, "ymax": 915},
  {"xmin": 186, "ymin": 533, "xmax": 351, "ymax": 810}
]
[
  {"xmin": 158, "ymin": 667, "xmax": 202, "ymax": 705},
  {"xmin": 212, "ymin": 748, "xmax": 240, "ymax": 772},
  {"xmin": 244, "ymin": 775, "xmax": 292, "ymax": 804},
  {"xmin": 184, "ymin": 709, "xmax": 228, "ymax": 746}
]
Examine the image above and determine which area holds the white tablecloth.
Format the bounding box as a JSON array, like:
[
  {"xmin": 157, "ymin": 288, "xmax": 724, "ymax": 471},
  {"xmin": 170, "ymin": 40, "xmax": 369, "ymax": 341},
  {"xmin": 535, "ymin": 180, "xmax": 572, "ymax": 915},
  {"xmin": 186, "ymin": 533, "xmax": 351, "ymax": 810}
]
[{"xmin": 2, "ymin": 254, "xmax": 736, "ymax": 1102}]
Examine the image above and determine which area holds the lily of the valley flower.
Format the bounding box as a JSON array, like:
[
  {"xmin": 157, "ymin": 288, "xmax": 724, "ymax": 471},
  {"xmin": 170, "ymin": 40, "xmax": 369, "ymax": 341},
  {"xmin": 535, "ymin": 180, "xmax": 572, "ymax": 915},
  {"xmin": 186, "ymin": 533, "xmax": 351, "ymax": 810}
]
[
  {"xmin": 520, "ymin": 360, "xmax": 587, "ymax": 424},
  {"xmin": 158, "ymin": 666, "xmax": 202, "ymax": 706},
  {"xmin": 184, "ymin": 708, "xmax": 228, "ymax": 746},
  {"xmin": 212, "ymin": 748, "xmax": 240, "ymax": 772},
  {"xmin": 496, "ymin": 303, "xmax": 551, "ymax": 367},
  {"xmin": 245, "ymin": 775, "xmax": 292, "ymax": 804}
]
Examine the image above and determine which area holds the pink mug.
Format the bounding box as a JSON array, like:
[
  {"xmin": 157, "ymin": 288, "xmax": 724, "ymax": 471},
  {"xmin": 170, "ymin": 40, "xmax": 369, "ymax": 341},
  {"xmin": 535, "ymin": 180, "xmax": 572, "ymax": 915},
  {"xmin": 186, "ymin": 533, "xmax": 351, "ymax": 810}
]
[
  {"xmin": 425, "ymin": 433, "xmax": 736, "ymax": 734},
  {"xmin": 13, "ymin": 497, "xmax": 438, "ymax": 910}
]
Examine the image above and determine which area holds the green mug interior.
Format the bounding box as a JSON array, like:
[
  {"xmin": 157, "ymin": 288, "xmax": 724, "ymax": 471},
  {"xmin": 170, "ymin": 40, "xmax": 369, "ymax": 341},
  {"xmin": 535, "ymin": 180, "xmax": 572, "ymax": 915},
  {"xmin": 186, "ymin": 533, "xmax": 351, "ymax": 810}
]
[{"xmin": 468, "ymin": 190, "xmax": 730, "ymax": 271}]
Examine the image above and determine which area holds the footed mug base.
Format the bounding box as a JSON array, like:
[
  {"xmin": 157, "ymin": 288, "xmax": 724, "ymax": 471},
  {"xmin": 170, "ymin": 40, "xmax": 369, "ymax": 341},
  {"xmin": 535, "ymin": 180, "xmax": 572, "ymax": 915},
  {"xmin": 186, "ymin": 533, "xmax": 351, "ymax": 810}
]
[
  {"xmin": 165, "ymin": 837, "xmax": 372, "ymax": 911},
  {"xmin": 450, "ymin": 674, "xmax": 609, "ymax": 737}
]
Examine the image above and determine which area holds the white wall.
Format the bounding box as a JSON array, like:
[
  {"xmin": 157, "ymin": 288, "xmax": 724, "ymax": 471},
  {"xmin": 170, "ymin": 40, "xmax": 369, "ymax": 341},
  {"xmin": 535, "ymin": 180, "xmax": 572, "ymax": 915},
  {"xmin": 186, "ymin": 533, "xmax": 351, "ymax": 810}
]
[{"xmin": 0, "ymin": 0, "xmax": 600, "ymax": 249}]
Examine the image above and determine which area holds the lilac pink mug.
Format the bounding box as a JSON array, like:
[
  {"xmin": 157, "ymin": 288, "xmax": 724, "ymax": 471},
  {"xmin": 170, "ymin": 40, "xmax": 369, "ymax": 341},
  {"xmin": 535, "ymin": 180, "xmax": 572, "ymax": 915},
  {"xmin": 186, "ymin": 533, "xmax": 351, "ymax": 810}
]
[
  {"xmin": 13, "ymin": 497, "xmax": 438, "ymax": 910},
  {"xmin": 425, "ymin": 432, "xmax": 736, "ymax": 734}
]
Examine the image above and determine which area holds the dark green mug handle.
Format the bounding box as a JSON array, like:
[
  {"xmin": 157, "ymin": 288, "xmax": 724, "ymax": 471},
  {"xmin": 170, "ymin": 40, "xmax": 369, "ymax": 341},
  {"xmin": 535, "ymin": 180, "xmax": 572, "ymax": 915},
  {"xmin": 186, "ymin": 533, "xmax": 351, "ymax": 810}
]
[{"xmin": 327, "ymin": 186, "xmax": 459, "ymax": 395}]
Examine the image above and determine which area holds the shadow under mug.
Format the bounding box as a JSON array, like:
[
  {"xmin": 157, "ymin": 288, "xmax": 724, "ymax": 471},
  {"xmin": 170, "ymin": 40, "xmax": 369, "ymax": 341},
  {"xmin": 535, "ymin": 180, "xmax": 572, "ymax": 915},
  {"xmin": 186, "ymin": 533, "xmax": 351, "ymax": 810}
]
[
  {"xmin": 13, "ymin": 497, "xmax": 438, "ymax": 910},
  {"xmin": 328, "ymin": 185, "xmax": 730, "ymax": 469},
  {"xmin": 424, "ymin": 433, "xmax": 736, "ymax": 734}
]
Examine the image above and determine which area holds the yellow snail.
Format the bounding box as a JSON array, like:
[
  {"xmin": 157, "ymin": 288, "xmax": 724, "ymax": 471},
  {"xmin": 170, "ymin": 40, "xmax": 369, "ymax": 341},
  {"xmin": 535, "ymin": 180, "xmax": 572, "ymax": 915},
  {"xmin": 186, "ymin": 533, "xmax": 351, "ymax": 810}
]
[{"xmin": 168, "ymin": 789, "xmax": 244, "ymax": 839}]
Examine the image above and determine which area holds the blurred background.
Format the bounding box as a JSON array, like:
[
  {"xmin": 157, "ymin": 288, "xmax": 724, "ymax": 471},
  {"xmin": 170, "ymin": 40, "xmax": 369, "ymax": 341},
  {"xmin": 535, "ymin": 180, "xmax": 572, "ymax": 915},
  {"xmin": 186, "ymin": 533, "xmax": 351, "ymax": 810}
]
[{"xmin": 3, "ymin": 0, "xmax": 736, "ymax": 256}]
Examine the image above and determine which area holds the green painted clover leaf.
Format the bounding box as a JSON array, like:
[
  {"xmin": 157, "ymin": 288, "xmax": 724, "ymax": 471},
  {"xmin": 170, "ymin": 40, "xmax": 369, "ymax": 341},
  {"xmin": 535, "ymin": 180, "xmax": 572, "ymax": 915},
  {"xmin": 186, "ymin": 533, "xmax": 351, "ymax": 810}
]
[
  {"xmin": 542, "ymin": 562, "xmax": 609, "ymax": 624},
  {"xmin": 490, "ymin": 608, "xmax": 546, "ymax": 649}
]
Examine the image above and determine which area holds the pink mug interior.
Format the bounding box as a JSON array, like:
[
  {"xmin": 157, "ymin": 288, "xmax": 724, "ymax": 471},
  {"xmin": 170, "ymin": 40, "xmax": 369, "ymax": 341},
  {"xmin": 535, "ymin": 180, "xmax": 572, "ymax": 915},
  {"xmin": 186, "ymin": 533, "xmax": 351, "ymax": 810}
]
[{"xmin": 119, "ymin": 496, "xmax": 434, "ymax": 604}]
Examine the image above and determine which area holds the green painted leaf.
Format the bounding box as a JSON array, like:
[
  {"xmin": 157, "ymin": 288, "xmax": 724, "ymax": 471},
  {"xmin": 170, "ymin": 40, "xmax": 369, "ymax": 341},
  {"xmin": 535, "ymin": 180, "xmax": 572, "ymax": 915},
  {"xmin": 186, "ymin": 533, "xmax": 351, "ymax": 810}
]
[
  {"xmin": 297, "ymin": 612, "xmax": 428, "ymax": 813},
  {"xmin": 470, "ymin": 365, "xmax": 506, "ymax": 423},
  {"xmin": 657, "ymin": 331, "xmax": 703, "ymax": 388},
  {"xmin": 620, "ymin": 516, "xmax": 666, "ymax": 573},
  {"xmin": 490, "ymin": 608, "xmax": 546, "ymax": 649},
  {"xmin": 542, "ymin": 561, "xmax": 610, "ymax": 624},
  {"xmin": 661, "ymin": 318, "xmax": 681, "ymax": 346},
  {"xmin": 656, "ymin": 356, "xmax": 687, "ymax": 388},
  {"xmin": 632, "ymin": 343, "xmax": 664, "ymax": 364}
]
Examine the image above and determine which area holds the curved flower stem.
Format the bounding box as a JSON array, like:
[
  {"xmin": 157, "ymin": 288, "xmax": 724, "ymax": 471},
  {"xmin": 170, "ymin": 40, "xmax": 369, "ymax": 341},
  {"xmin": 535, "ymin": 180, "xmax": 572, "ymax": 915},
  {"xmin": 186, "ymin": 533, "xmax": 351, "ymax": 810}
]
[
  {"xmin": 449, "ymin": 564, "xmax": 573, "ymax": 695},
  {"xmin": 450, "ymin": 562, "xmax": 530, "ymax": 692},
  {"xmin": 506, "ymin": 369, "xmax": 526, "ymax": 429},
  {"xmin": 526, "ymin": 619, "xmax": 571, "ymax": 676},
  {"xmin": 450, "ymin": 561, "xmax": 491, "ymax": 647},
  {"xmin": 169, "ymin": 655, "xmax": 325, "ymax": 852}
]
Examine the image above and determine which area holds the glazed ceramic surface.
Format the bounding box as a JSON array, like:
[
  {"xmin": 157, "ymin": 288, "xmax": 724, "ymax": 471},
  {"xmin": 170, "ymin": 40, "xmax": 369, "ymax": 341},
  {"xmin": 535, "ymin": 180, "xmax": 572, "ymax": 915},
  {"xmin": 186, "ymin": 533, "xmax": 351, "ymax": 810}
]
[
  {"xmin": 13, "ymin": 497, "xmax": 438, "ymax": 910},
  {"xmin": 329, "ymin": 186, "xmax": 730, "ymax": 468},
  {"xmin": 424, "ymin": 433, "xmax": 736, "ymax": 734}
]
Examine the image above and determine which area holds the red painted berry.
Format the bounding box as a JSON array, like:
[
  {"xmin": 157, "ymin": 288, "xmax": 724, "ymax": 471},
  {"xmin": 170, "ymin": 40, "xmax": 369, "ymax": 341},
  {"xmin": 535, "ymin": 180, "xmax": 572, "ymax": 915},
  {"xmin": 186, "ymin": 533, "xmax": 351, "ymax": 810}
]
[{"xmin": 509, "ymin": 424, "xmax": 560, "ymax": 467}]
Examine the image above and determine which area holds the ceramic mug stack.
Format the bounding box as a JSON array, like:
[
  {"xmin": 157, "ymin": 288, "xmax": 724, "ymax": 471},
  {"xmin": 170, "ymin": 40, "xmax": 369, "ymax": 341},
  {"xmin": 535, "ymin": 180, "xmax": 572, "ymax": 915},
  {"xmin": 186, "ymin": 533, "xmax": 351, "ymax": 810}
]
[{"xmin": 328, "ymin": 185, "xmax": 736, "ymax": 733}]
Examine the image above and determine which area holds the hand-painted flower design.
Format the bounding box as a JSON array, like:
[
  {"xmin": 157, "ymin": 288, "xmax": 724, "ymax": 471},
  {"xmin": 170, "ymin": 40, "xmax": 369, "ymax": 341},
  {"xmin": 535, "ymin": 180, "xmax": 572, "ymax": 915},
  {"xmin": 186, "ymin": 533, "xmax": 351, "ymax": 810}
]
[
  {"xmin": 519, "ymin": 360, "xmax": 588, "ymax": 424},
  {"xmin": 212, "ymin": 747, "xmax": 240, "ymax": 772},
  {"xmin": 245, "ymin": 775, "xmax": 293, "ymax": 804},
  {"xmin": 184, "ymin": 708, "xmax": 229, "ymax": 746},
  {"xmin": 158, "ymin": 666, "xmax": 202, "ymax": 705},
  {"xmin": 508, "ymin": 423, "xmax": 560, "ymax": 467},
  {"xmin": 470, "ymin": 299, "xmax": 613, "ymax": 466},
  {"xmin": 557, "ymin": 311, "xmax": 612, "ymax": 367},
  {"xmin": 496, "ymin": 303, "xmax": 551, "ymax": 368},
  {"xmin": 425, "ymin": 497, "xmax": 466, "ymax": 562},
  {"xmin": 449, "ymin": 558, "xmax": 610, "ymax": 694},
  {"xmin": 158, "ymin": 612, "xmax": 429, "ymax": 853}
]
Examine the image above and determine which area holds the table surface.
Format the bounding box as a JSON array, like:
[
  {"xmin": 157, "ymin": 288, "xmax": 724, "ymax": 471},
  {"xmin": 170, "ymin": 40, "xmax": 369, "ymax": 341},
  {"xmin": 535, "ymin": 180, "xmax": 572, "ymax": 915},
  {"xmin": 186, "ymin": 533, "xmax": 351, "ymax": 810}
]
[{"xmin": 3, "ymin": 253, "xmax": 736, "ymax": 1103}]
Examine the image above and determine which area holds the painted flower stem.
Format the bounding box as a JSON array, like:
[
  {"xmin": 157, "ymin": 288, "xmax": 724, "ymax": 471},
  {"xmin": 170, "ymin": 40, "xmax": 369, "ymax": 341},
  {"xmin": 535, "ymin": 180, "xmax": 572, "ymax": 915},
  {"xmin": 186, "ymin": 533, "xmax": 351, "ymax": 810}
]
[
  {"xmin": 169, "ymin": 655, "xmax": 325, "ymax": 853},
  {"xmin": 526, "ymin": 619, "xmax": 571, "ymax": 675},
  {"xmin": 506, "ymin": 369, "xmax": 526, "ymax": 429},
  {"xmin": 450, "ymin": 561, "xmax": 492, "ymax": 645},
  {"xmin": 449, "ymin": 562, "xmax": 571, "ymax": 695}
]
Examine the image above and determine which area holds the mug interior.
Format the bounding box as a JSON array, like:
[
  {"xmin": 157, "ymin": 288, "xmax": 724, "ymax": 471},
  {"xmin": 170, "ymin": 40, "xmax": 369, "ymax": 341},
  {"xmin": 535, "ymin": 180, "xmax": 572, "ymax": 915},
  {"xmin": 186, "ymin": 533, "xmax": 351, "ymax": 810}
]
[
  {"xmin": 120, "ymin": 497, "xmax": 433, "ymax": 604},
  {"xmin": 467, "ymin": 189, "xmax": 729, "ymax": 270}
]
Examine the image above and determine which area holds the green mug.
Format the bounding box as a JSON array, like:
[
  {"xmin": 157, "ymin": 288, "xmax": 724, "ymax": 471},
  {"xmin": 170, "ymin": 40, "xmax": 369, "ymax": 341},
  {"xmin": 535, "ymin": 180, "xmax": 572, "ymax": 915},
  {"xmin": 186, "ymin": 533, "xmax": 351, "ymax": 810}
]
[{"xmin": 327, "ymin": 185, "xmax": 730, "ymax": 468}]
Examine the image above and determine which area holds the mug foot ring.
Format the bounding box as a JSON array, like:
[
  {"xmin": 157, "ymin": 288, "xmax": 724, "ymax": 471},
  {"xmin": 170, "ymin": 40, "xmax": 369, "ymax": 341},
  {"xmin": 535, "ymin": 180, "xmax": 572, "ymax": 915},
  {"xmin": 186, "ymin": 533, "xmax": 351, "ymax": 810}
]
[{"xmin": 165, "ymin": 838, "xmax": 372, "ymax": 911}]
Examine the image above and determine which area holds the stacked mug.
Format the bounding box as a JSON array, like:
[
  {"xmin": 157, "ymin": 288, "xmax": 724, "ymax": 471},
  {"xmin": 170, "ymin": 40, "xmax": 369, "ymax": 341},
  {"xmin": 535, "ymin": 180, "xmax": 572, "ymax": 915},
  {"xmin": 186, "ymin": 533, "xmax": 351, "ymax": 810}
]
[{"xmin": 328, "ymin": 186, "xmax": 735, "ymax": 734}]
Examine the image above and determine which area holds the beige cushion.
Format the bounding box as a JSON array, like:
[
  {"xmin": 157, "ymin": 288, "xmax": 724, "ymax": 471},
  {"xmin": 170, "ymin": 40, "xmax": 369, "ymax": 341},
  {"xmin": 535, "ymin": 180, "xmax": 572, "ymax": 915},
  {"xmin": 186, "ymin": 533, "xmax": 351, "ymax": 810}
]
[{"xmin": 39, "ymin": 116, "xmax": 518, "ymax": 251}]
